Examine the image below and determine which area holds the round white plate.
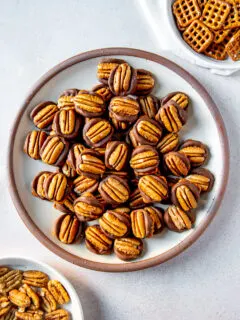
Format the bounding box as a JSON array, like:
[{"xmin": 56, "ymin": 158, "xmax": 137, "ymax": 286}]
[
  {"xmin": 8, "ymin": 48, "xmax": 229, "ymax": 272},
  {"xmin": 0, "ymin": 256, "xmax": 84, "ymax": 319}
]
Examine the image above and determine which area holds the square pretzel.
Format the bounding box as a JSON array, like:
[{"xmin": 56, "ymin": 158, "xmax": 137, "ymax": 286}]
[
  {"xmin": 204, "ymin": 42, "xmax": 228, "ymax": 59},
  {"xmin": 213, "ymin": 29, "xmax": 231, "ymax": 43},
  {"xmin": 173, "ymin": 0, "xmax": 201, "ymax": 28},
  {"xmin": 226, "ymin": 29, "xmax": 240, "ymax": 60},
  {"xmin": 197, "ymin": 0, "xmax": 208, "ymax": 10},
  {"xmin": 202, "ymin": 0, "xmax": 231, "ymax": 30},
  {"xmin": 224, "ymin": 4, "xmax": 240, "ymax": 29},
  {"xmin": 183, "ymin": 19, "xmax": 214, "ymax": 52}
]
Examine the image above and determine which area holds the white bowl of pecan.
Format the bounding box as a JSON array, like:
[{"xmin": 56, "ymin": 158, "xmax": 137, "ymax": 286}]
[{"xmin": 0, "ymin": 256, "xmax": 84, "ymax": 319}]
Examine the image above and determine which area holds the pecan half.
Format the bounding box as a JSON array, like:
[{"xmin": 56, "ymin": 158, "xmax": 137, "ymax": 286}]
[
  {"xmin": 164, "ymin": 205, "xmax": 192, "ymax": 232},
  {"xmin": 98, "ymin": 175, "xmax": 130, "ymax": 205},
  {"xmin": 30, "ymin": 102, "xmax": 58, "ymax": 131},
  {"xmin": 129, "ymin": 188, "xmax": 145, "ymax": 209},
  {"xmin": 133, "ymin": 116, "xmax": 163, "ymax": 146},
  {"xmin": 23, "ymin": 130, "xmax": 48, "ymax": 160},
  {"xmin": 186, "ymin": 168, "xmax": 214, "ymax": 192},
  {"xmin": 15, "ymin": 310, "xmax": 44, "ymax": 320},
  {"xmin": 1, "ymin": 306, "xmax": 16, "ymax": 319},
  {"xmin": 92, "ymin": 84, "xmax": 113, "ymax": 102},
  {"xmin": 74, "ymin": 192, "xmax": 104, "ymax": 221},
  {"xmin": 138, "ymin": 175, "xmax": 168, "ymax": 203},
  {"xmin": 83, "ymin": 118, "xmax": 114, "ymax": 148},
  {"xmin": 144, "ymin": 206, "xmax": 164, "ymax": 234},
  {"xmin": 58, "ymin": 88, "xmax": 79, "ymax": 110},
  {"xmin": 77, "ymin": 149, "xmax": 105, "ymax": 179},
  {"xmin": 109, "ymin": 96, "xmax": 140, "ymax": 123},
  {"xmin": 47, "ymin": 280, "xmax": 70, "ymax": 305},
  {"xmin": 43, "ymin": 172, "xmax": 69, "ymax": 202},
  {"xmin": 164, "ymin": 151, "xmax": 190, "ymax": 176},
  {"xmin": 108, "ymin": 63, "xmax": 137, "ymax": 96},
  {"xmin": 54, "ymin": 214, "xmax": 83, "ymax": 244},
  {"xmin": 161, "ymin": 92, "xmax": 190, "ymax": 109},
  {"xmin": 40, "ymin": 135, "xmax": 69, "ymax": 166},
  {"xmin": 45, "ymin": 309, "xmax": 69, "ymax": 320},
  {"xmin": 157, "ymin": 133, "xmax": 179, "ymax": 154},
  {"xmin": 74, "ymin": 92, "xmax": 105, "ymax": 118},
  {"xmin": 171, "ymin": 179, "xmax": 200, "ymax": 211},
  {"xmin": 53, "ymin": 191, "xmax": 77, "ymax": 214},
  {"xmin": 99, "ymin": 210, "xmax": 131, "ymax": 239},
  {"xmin": 155, "ymin": 100, "xmax": 188, "ymax": 132},
  {"xmin": 52, "ymin": 109, "xmax": 81, "ymax": 140},
  {"xmin": 23, "ymin": 271, "xmax": 49, "ymax": 288},
  {"xmin": 0, "ymin": 297, "xmax": 11, "ymax": 317},
  {"xmin": 130, "ymin": 145, "xmax": 159, "ymax": 175},
  {"xmin": 72, "ymin": 175, "xmax": 99, "ymax": 195},
  {"xmin": 31, "ymin": 171, "xmax": 52, "ymax": 200},
  {"xmin": 66, "ymin": 143, "xmax": 85, "ymax": 171},
  {"xmin": 97, "ymin": 58, "xmax": 126, "ymax": 84},
  {"xmin": 0, "ymin": 268, "xmax": 9, "ymax": 277},
  {"xmin": 138, "ymin": 95, "xmax": 160, "ymax": 119},
  {"xmin": 134, "ymin": 69, "xmax": 155, "ymax": 95},
  {"xmin": 131, "ymin": 208, "xmax": 154, "ymax": 239},
  {"xmin": 0, "ymin": 270, "xmax": 23, "ymax": 295},
  {"xmin": 19, "ymin": 284, "xmax": 40, "ymax": 310},
  {"xmin": 114, "ymin": 237, "xmax": 143, "ymax": 261},
  {"xmin": 112, "ymin": 207, "xmax": 131, "ymax": 214},
  {"xmin": 85, "ymin": 225, "xmax": 113, "ymax": 255},
  {"xmin": 179, "ymin": 139, "xmax": 209, "ymax": 167},
  {"xmin": 39, "ymin": 288, "xmax": 57, "ymax": 313},
  {"xmin": 105, "ymin": 141, "xmax": 129, "ymax": 171},
  {"xmin": 60, "ymin": 162, "xmax": 77, "ymax": 178},
  {"xmin": 9, "ymin": 290, "xmax": 31, "ymax": 308}
]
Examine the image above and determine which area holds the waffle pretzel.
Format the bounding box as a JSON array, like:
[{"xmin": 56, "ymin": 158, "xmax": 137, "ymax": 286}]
[
  {"xmin": 202, "ymin": 0, "xmax": 231, "ymax": 30},
  {"xmin": 204, "ymin": 42, "xmax": 228, "ymax": 60},
  {"xmin": 197, "ymin": 0, "xmax": 208, "ymax": 10},
  {"xmin": 213, "ymin": 29, "xmax": 231, "ymax": 43},
  {"xmin": 183, "ymin": 20, "xmax": 214, "ymax": 52},
  {"xmin": 173, "ymin": 0, "xmax": 201, "ymax": 28},
  {"xmin": 224, "ymin": 4, "xmax": 240, "ymax": 29},
  {"xmin": 226, "ymin": 29, "xmax": 240, "ymax": 60}
]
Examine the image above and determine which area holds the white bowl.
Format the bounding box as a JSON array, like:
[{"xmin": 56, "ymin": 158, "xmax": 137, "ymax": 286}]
[{"xmin": 0, "ymin": 256, "xmax": 84, "ymax": 319}]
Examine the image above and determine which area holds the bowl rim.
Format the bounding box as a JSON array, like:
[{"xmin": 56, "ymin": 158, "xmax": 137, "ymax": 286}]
[
  {"xmin": 165, "ymin": 0, "xmax": 240, "ymax": 69},
  {"xmin": 8, "ymin": 47, "xmax": 229, "ymax": 272},
  {"xmin": 0, "ymin": 255, "xmax": 84, "ymax": 319}
]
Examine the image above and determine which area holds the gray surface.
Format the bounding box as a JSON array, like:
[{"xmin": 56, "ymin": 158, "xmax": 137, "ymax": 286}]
[{"xmin": 0, "ymin": 1, "xmax": 239, "ymax": 319}]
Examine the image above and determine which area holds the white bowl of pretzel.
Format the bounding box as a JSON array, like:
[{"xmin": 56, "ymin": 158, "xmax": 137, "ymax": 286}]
[{"xmin": 166, "ymin": 0, "xmax": 240, "ymax": 74}]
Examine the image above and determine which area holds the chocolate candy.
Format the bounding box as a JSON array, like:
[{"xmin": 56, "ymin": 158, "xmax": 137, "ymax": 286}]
[
  {"xmin": 134, "ymin": 69, "xmax": 155, "ymax": 95},
  {"xmin": 129, "ymin": 188, "xmax": 145, "ymax": 209},
  {"xmin": 108, "ymin": 63, "xmax": 137, "ymax": 96},
  {"xmin": 163, "ymin": 151, "xmax": 191, "ymax": 176},
  {"xmin": 85, "ymin": 225, "xmax": 113, "ymax": 255},
  {"xmin": 83, "ymin": 118, "xmax": 114, "ymax": 148},
  {"xmin": 52, "ymin": 109, "xmax": 81, "ymax": 140},
  {"xmin": 144, "ymin": 206, "xmax": 164, "ymax": 234},
  {"xmin": 161, "ymin": 92, "xmax": 190, "ymax": 109},
  {"xmin": 138, "ymin": 175, "xmax": 168, "ymax": 204},
  {"xmin": 30, "ymin": 101, "xmax": 58, "ymax": 131},
  {"xmin": 72, "ymin": 175, "xmax": 99, "ymax": 195},
  {"xmin": 114, "ymin": 237, "xmax": 143, "ymax": 261},
  {"xmin": 179, "ymin": 139, "xmax": 209, "ymax": 167},
  {"xmin": 171, "ymin": 179, "xmax": 200, "ymax": 211},
  {"xmin": 97, "ymin": 58, "xmax": 126, "ymax": 84},
  {"xmin": 131, "ymin": 208, "xmax": 154, "ymax": 239},
  {"xmin": 164, "ymin": 205, "xmax": 192, "ymax": 232},
  {"xmin": 54, "ymin": 214, "xmax": 83, "ymax": 244},
  {"xmin": 130, "ymin": 145, "xmax": 159, "ymax": 175},
  {"xmin": 186, "ymin": 167, "xmax": 214, "ymax": 192},
  {"xmin": 74, "ymin": 192, "xmax": 104, "ymax": 222},
  {"xmin": 99, "ymin": 210, "xmax": 131, "ymax": 239},
  {"xmin": 40, "ymin": 135, "xmax": 69, "ymax": 166},
  {"xmin": 98, "ymin": 175, "xmax": 130, "ymax": 205},
  {"xmin": 58, "ymin": 88, "xmax": 79, "ymax": 110},
  {"xmin": 31, "ymin": 171, "xmax": 52, "ymax": 200},
  {"xmin": 76, "ymin": 149, "xmax": 105, "ymax": 179},
  {"xmin": 155, "ymin": 100, "xmax": 188, "ymax": 132},
  {"xmin": 131, "ymin": 116, "xmax": 163, "ymax": 146},
  {"xmin": 105, "ymin": 141, "xmax": 129, "ymax": 171},
  {"xmin": 92, "ymin": 84, "xmax": 113, "ymax": 102},
  {"xmin": 60, "ymin": 162, "xmax": 77, "ymax": 178},
  {"xmin": 157, "ymin": 133, "xmax": 179, "ymax": 154},
  {"xmin": 74, "ymin": 92, "xmax": 106, "ymax": 118},
  {"xmin": 66, "ymin": 143, "xmax": 85, "ymax": 171},
  {"xmin": 138, "ymin": 95, "xmax": 160, "ymax": 119},
  {"xmin": 24, "ymin": 130, "xmax": 48, "ymax": 160},
  {"xmin": 109, "ymin": 96, "xmax": 140, "ymax": 123},
  {"xmin": 53, "ymin": 191, "xmax": 77, "ymax": 214},
  {"xmin": 43, "ymin": 172, "xmax": 69, "ymax": 202}
]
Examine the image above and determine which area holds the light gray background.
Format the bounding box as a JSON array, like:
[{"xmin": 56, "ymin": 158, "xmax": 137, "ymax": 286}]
[{"xmin": 1, "ymin": 1, "xmax": 239, "ymax": 319}]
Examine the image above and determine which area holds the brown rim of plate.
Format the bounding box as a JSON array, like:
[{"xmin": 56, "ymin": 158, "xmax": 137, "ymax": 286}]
[{"xmin": 7, "ymin": 48, "xmax": 229, "ymax": 273}]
